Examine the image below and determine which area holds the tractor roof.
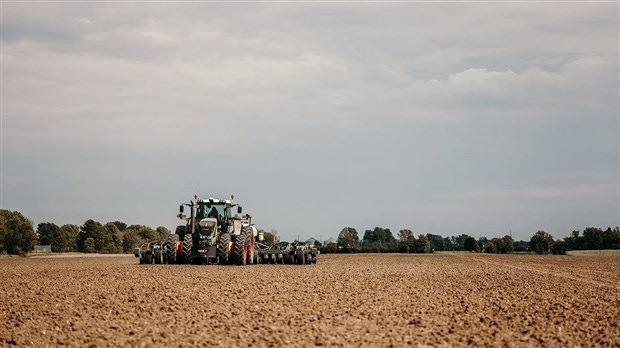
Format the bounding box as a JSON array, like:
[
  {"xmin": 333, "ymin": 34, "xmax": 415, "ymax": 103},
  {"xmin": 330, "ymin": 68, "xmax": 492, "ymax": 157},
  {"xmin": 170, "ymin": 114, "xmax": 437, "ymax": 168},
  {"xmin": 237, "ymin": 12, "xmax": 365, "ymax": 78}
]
[{"xmin": 197, "ymin": 197, "xmax": 232, "ymax": 204}]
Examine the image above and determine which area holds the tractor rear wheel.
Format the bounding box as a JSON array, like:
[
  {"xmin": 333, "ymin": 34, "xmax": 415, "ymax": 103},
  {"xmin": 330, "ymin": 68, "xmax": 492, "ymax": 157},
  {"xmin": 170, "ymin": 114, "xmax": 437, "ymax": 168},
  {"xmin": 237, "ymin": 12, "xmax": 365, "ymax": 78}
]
[
  {"xmin": 217, "ymin": 233, "xmax": 231, "ymax": 265},
  {"xmin": 175, "ymin": 225, "xmax": 186, "ymax": 239},
  {"xmin": 154, "ymin": 249, "xmax": 163, "ymax": 264},
  {"xmin": 164, "ymin": 234, "xmax": 179, "ymax": 264},
  {"xmin": 182, "ymin": 234, "xmax": 193, "ymax": 264}
]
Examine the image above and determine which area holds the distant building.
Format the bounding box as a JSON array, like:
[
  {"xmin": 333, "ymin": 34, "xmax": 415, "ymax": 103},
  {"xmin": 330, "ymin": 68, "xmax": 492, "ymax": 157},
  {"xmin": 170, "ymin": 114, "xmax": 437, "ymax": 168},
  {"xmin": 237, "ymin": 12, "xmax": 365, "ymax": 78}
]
[
  {"xmin": 34, "ymin": 245, "xmax": 52, "ymax": 253},
  {"xmin": 324, "ymin": 238, "xmax": 337, "ymax": 245},
  {"xmin": 305, "ymin": 237, "xmax": 317, "ymax": 246}
]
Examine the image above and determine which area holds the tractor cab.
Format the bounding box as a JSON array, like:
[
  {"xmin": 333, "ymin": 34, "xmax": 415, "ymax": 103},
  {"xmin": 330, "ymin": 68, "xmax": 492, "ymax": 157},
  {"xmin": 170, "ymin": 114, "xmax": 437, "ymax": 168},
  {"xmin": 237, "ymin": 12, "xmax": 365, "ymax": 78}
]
[{"xmin": 197, "ymin": 201, "xmax": 228, "ymax": 224}]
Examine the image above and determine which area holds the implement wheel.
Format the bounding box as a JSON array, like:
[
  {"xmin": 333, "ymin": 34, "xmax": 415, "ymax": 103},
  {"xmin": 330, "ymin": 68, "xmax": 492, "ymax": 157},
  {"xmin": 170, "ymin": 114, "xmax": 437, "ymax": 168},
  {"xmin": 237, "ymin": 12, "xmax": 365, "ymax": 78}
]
[
  {"xmin": 296, "ymin": 251, "xmax": 305, "ymax": 265},
  {"xmin": 154, "ymin": 249, "xmax": 163, "ymax": 264}
]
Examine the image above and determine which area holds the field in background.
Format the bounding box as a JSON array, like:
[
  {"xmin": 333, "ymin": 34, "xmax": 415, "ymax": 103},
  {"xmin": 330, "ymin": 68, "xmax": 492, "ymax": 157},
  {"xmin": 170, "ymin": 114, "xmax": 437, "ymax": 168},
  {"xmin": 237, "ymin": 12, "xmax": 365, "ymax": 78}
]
[
  {"xmin": 1, "ymin": 254, "xmax": 618, "ymax": 346},
  {"xmin": 566, "ymin": 249, "xmax": 620, "ymax": 255}
]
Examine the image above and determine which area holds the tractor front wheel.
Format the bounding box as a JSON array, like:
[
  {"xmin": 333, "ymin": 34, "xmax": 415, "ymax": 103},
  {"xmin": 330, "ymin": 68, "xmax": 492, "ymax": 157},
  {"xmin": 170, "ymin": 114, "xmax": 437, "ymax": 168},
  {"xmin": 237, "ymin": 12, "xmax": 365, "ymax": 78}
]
[
  {"xmin": 217, "ymin": 233, "xmax": 231, "ymax": 265},
  {"xmin": 182, "ymin": 234, "xmax": 193, "ymax": 264},
  {"xmin": 232, "ymin": 229, "xmax": 249, "ymax": 265}
]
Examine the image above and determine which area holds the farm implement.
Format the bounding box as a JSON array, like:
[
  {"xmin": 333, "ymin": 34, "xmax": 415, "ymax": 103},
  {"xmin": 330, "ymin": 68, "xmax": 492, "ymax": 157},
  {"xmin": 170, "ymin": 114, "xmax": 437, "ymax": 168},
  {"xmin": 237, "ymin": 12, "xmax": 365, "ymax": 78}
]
[
  {"xmin": 135, "ymin": 195, "xmax": 318, "ymax": 265},
  {"xmin": 255, "ymin": 242, "xmax": 319, "ymax": 265}
]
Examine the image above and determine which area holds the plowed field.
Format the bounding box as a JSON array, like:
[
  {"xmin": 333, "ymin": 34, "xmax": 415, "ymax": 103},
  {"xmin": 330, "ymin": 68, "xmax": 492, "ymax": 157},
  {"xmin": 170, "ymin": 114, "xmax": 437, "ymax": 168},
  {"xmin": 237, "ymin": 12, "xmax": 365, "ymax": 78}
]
[{"xmin": 1, "ymin": 254, "xmax": 618, "ymax": 347}]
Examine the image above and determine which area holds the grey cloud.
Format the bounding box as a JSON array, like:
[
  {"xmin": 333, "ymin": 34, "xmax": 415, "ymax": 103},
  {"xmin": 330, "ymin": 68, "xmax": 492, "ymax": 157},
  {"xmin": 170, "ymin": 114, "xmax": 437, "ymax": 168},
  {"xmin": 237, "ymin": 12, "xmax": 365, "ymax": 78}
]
[{"xmin": 2, "ymin": 2, "xmax": 618, "ymax": 241}]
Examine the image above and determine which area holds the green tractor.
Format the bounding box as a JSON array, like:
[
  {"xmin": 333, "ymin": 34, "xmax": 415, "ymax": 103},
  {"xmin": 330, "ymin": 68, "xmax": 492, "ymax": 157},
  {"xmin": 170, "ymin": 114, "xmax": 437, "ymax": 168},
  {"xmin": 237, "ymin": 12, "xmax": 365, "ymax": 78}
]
[{"xmin": 163, "ymin": 195, "xmax": 261, "ymax": 265}]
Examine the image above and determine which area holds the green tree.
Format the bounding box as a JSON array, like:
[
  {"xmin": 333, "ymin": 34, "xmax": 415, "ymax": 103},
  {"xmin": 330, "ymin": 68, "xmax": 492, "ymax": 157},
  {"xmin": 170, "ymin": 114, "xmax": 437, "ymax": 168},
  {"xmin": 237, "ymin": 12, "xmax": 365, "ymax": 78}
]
[
  {"xmin": 127, "ymin": 225, "xmax": 158, "ymax": 242},
  {"xmin": 59, "ymin": 224, "xmax": 79, "ymax": 252},
  {"xmin": 501, "ymin": 235, "xmax": 514, "ymax": 253},
  {"xmin": 452, "ymin": 234, "xmax": 472, "ymax": 251},
  {"xmin": 464, "ymin": 236, "xmax": 478, "ymax": 252},
  {"xmin": 514, "ymin": 240, "xmax": 530, "ymax": 252},
  {"xmin": 83, "ymin": 237, "xmax": 96, "ymax": 253},
  {"xmin": 530, "ymin": 230, "xmax": 554, "ymax": 254},
  {"xmin": 156, "ymin": 226, "xmax": 170, "ymax": 241},
  {"xmin": 104, "ymin": 223, "xmax": 123, "ymax": 253},
  {"xmin": 582, "ymin": 227, "xmax": 603, "ymax": 250},
  {"xmin": 398, "ymin": 242, "xmax": 410, "ymax": 253},
  {"xmin": 321, "ymin": 243, "xmax": 338, "ymax": 254},
  {"xmin": 552, "ymin": 240, "xmax": 568, "ymax": 255},
  {"xmin": 602, "ymin": 227, "xmax": 620, "ymax": 249},
  {"xmin": 78, "ymin": 219, "xmax": 107, "ymax": 253},
  {"xmin": 398, "ymin": 229, "xmax": 413, "ymax": 242},
  {"xmin": 363, "ymin": 227, "xmax": 395, "ymax": 243},
  {"xmin": 427, "ymin": 234, "xmax": 445, "ymax": 251},
  {"xmin": 484, "ymin": 242, "xmax": 497, "ymax": 254},
  {"xmin": 337, "ymin": 227, "xmax": 359, "ymax": 251},
  {"xmin": 488, "ymin": 238, "xmax": 504, "ymax": 254},
  {"xmin": 36, "ymin": 222, "xmax": 62, "ymax": 252},
  {"xmin": 122, "ymin": 229, "xmax": 141, "ymax": 253},
  {"xmin": 109, "ymin": 221, "xmax": 127, "ymax": 232},
  {"xmin": 415, "ymin": 234, "xmax": 431, "ymax": 253},
  {"xmin": 0, "ymin": 210, "xmax": 37, "ymax": 255}
]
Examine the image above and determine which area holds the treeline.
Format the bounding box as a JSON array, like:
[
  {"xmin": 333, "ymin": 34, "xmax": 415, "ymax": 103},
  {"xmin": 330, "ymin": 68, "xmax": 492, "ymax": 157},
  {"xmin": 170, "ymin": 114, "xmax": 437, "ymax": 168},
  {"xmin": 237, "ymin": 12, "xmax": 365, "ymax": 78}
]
[
  {"xmin": 319, "ymin": 226, "xmax": 620, "ymax": 255},
  {"xmin": 0, "ymin": 209, "xmax": 168, "ymax": 255},
  {"xmin": 530, "ymin": 228, "xmax": 620, "ymax": 255}
]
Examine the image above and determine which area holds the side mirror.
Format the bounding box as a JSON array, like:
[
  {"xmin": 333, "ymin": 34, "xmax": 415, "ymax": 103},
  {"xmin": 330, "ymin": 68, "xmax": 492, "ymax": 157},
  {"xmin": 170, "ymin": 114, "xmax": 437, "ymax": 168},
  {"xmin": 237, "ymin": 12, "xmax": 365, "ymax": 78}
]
[
  {"xmin": 237, "ymin": 206, "xmax": 242, "ymax": 214},
  {"xmin": 179, "ymin": 205, "xmax": 184, "ymax": 213}
]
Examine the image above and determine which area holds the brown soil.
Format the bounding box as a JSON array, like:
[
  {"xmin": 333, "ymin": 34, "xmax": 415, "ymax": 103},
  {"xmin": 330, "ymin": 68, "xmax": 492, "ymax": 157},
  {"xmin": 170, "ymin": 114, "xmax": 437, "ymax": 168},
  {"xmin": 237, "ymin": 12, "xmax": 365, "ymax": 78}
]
[{"xmin": 1, "ymin": 254, "xmax": 618, "ymax": 347}]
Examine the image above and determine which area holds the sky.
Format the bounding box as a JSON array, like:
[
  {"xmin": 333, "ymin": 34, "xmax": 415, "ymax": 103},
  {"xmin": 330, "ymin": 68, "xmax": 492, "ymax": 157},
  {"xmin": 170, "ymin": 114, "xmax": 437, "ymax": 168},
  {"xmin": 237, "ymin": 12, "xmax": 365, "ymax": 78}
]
[{"xmin": 1, "ymin": 2, "xmax": 618, "ymax": 242}]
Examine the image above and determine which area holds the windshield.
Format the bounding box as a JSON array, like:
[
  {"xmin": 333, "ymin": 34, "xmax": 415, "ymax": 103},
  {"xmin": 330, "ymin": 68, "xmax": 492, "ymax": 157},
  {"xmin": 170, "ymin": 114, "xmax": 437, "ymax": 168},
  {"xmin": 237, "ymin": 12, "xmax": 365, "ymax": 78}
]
[{"xmin": 198, "ymin": 203, "xmax": 225, "ymax": 220}]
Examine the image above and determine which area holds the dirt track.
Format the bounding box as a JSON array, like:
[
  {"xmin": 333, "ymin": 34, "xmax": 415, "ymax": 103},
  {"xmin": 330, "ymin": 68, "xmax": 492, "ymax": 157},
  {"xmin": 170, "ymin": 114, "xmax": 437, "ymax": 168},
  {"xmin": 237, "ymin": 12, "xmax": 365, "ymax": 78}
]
[{"xmin": 1, "ymin": 254, "xmax": 618, "ymax": 347}]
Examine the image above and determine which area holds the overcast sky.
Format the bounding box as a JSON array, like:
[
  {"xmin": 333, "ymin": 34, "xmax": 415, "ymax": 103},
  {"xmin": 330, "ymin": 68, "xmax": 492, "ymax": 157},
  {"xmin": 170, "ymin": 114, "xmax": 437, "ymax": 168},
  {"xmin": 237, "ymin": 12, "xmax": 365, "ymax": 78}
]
[{"xmin": 2, "ymin": 2, "xmax": 618, "ymax": 241}]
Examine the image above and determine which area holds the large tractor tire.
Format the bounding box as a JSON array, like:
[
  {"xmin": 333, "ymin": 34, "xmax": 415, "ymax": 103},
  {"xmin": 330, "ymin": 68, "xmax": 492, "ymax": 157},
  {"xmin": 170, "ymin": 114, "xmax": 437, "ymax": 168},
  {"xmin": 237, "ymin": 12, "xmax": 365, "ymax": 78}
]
[
  {"xmin": 174, "ymin": 225, "xmax": 186, "ymax": 243},
  {"xmin": 232, "ymin": 229, "xmax": 249, "ymax": 266},
  {"xmin": 154, "ymin": 249, "xmax": 163, "ymax": 264},
  {"xmin": 182, "ymin": 233, "xmax": 193, "ymax": 264},
  {"xmin": 164, "ymin": 234, "xmax": 179, "ymax": 264},
  {"xmin": 245, "ymin": 229, "xmax": 254, "ymax": 265},
  {"xmin": 217, "ymin": 233, "xmax": 231, "ymax": 265}
]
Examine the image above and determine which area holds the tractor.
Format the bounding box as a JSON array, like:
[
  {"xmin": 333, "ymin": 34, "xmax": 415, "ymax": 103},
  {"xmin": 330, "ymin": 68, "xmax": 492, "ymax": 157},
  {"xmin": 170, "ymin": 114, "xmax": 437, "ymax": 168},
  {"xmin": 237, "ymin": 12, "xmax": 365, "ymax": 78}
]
[{"xmin": 163, "ymin": 195, "xmax": 262, "ymax": 265}]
